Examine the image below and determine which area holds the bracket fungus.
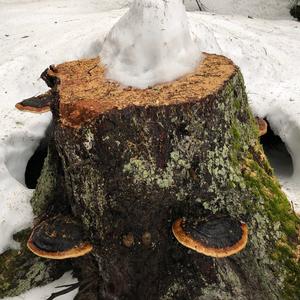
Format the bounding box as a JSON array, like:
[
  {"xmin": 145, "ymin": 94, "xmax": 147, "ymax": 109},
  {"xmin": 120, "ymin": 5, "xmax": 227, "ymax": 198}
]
[
  {"xmin": 256, "ymin": 117, "xmax": 268, "ymax": 137},
  {"xmin": 172, "ymin": 216, "xmax": 248, "ymax": 258},
  {"xmin": 27, "ymin": 215, "xmax": 93, "ymax": 259},
  {"xmin": 15, "ymin": 90, "xmax": 53, "ymax": 113}
]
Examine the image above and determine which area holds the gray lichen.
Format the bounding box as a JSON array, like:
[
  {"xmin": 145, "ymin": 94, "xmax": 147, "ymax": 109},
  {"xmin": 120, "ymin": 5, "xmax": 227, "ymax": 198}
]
[
  {"xmin": 30, "ymin": 144, "xmax": 63, "ymax": 216},
  {"xmin": 0, "ymin": 230, "xmax": 70, "ymax": 298}
]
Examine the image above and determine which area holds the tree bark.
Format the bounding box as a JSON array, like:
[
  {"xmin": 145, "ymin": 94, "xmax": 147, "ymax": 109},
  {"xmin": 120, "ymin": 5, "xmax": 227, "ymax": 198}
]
[
  {"xmin": 1, "ymin": 54, "xmax": 299, "ymax": 299},
  {"xmin": 43, "ymin": 53, "xmax": 299, "ymax": 300}
]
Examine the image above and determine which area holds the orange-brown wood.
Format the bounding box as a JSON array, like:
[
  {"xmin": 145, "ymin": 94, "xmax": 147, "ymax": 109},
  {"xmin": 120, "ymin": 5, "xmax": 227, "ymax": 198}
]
[{"xmin": 46, "ymin": 54, "xmax": 237, "ymax": 128}]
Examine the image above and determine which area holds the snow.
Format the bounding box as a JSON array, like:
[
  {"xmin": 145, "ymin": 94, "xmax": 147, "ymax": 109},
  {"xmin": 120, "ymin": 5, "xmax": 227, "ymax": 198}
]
[
  {"xmin": 0, "ymin": 0, "xmax": 130, "ymax": 12},
  {"xmin": 0, "ymin": 109, "xmax": 50, "ymax": 253},
  {"xmin": 0, "ymin": 0, "xmax": 299, "ymax": 299},
  {"xmin": 184, "ymin": 0, "xmax": 294, "ymax": 19},
  {"xmin": 100, "ymin": 0, "xmax": 201, "ymax": 88},
  {"xmin": 4, "ymin": 272, "xmax": 78, "ymax": 300}
]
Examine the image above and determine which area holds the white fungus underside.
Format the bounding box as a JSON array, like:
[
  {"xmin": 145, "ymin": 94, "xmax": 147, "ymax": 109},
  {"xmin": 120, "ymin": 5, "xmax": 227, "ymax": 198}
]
[
  {"xmin": 0, "ymin": 1, "xmax": 299, "ymax": 299},
  {"xmin": 100, "ymin": 0, "xmax": 201, "ymax": 88}
]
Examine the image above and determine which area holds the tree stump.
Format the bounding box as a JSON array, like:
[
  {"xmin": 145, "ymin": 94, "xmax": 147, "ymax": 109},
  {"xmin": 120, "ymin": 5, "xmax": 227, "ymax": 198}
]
[{"xmin": 3, "ymin": 54, "xmax": 299, "ymax": 299}]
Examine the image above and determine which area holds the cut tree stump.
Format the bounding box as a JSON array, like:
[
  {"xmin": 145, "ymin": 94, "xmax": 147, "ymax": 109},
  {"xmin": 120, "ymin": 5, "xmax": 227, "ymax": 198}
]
[{"xmin": 1, "ymin": 54, "xmax": 299, "ymax": 299}]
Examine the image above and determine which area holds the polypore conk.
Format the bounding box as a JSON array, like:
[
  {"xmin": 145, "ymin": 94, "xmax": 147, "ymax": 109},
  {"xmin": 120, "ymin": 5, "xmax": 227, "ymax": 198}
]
[
  {"xmin": 27, "ymin": 215, "xmax": 93, "ymax": 259},
  {"xmin": 100, "ymin": 0, "xmax": 201, "ymax": 89},
  {"xmin": 15, "ymin": 90, "xmax": 53, "ymax": 114},
  {"xmin": 256, "ymin": 117, "xmax": 268, "ymax": 137},
  {"xmin": 172, "ymin": 216, "xmax": 248, "ymax": 258}
]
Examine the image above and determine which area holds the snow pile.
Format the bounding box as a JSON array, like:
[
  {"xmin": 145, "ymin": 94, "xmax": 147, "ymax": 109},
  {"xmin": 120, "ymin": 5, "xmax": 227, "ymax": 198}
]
[
  {"xmin": 100, "ymin": 0, "xmax": 201, "ymax": 88},
  {"xmin": 5, "ymin": 272, "xmax": 78, "ymax": 300},
  {"xmin": 0, "ymin": 109, "xmax": 51, "ymax": 253}
]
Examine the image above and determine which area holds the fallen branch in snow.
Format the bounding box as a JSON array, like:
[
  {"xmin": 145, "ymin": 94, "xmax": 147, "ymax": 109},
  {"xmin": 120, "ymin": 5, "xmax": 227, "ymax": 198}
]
[
  {"xmin": 46, "ymin": 282, "xmax": 79, "ymax": 300},
  {"xmin": 194, "ymin": 0, "xmax": 206, "ymax": 11}
]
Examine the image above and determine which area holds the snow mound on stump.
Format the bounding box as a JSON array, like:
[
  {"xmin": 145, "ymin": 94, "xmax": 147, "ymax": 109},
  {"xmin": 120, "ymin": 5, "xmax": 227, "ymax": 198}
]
[{"xmin": 100, "ymin": 0, "xmax": 201, "ymax": 88}]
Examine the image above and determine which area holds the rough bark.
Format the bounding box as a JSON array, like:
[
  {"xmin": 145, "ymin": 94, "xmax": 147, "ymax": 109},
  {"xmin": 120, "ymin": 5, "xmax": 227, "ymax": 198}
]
[
  {"xmin": 1, "ymin": 54, "xmax": 299, "ymax": 299},
  {"xmin": 48, "ymin": 54, "xmax": 299, "ymax": 299}
]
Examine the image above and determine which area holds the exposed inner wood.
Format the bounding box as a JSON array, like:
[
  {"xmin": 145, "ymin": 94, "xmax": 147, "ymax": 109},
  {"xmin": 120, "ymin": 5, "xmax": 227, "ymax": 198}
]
[{"xmin": 47, "ymin": 54, "xmax": 237, "ymax": 127}]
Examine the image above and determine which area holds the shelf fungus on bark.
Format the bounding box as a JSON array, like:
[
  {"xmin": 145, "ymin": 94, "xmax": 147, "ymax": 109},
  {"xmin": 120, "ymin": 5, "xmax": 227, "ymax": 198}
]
[
  {"xmin": 256, "ymin": 117, "xmax": 268, "ymax": 137},
  {"xmin": 15, "ymin": 90, "xmax": 53, "ymax": 113},
  {"xmin": 27, "ymin": 215, "xmax": 93, "ymax": 259},
  {"xmin": 172, "ymin": 216, "xmax": 248, "ymax": 258}
]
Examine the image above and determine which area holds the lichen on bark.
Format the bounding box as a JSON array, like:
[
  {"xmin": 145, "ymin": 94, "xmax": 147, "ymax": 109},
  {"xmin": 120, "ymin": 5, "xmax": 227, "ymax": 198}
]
[
  {"xmin": 0, "ymin": 230, "xmax": 70, "ymax": 298},
  {"xmin": 30, "ymin": 137, "xmax": 67, "ymax": 216}
]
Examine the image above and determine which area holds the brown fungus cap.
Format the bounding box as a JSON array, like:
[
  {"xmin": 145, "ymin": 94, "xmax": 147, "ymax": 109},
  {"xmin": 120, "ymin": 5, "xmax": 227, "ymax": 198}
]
[
  {"xmin": 172, "ymin": 216, "xmax": 248, "ymax": 258},
  {"xmin": 256, "ymin": 117, "xmax": 268, "ymax": 137},
  {"xmin": 15, "ymin": 90, "xmax": 53, "ymax": 113},
  {"xmin": 27, "ymin": 215, "xmax": 92, "ymax": 259}
]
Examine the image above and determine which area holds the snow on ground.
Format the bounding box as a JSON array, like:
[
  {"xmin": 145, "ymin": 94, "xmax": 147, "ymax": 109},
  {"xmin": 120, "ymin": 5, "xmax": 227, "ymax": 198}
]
[
  {"xmin": 4, "ymin": 272, "xmax": 78, "ymax": 300},
  {"xmin": 184, "ymin": 0, "xmax": 294, "ymax": 19},
  {"xmin": 0, "ymin": 0, "xmax": 299, "ymax": 299},
  {"xmin": 0, "ymin": 0, "xmax": 130, "ymax": 12}
]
